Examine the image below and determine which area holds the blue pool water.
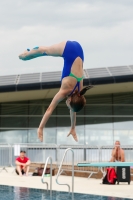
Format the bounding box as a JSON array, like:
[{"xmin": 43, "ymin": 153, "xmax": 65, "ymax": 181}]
[{"xmin": 0, "ymin": 185, "xmax": 131, "ymax": 200}]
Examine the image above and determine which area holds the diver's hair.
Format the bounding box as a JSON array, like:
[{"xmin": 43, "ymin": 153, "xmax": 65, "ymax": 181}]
[
  {"xmin": 70, "ymin": 91, "xmax": 86, "ymax": 112},
  {"xmin": 70, "ymin": 85, "xmax": 93, "ymax": 112},
  {"xmin": 79, "ymin": 85, "xmax": 93, "ymax": 96}
]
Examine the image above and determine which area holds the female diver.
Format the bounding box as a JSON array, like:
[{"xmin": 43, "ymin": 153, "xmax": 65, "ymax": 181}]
[{"xmin": 19, "ymin": 41, "xmax": 92, "ymax": 142}]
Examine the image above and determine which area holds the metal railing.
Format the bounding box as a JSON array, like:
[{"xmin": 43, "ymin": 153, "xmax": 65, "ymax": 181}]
[
  {"xmin": 58, "ymin": 145, "xmax": 100, "ymax": 178},
  {"xmin": 100, "ymin": 145, "xmax": 133, "ymax": 162},
  {"xmin": 10, "ymin": 143, "xmax": 58, "ymax": 166},
  {"xmin": 0, "ymin": 144, "xmax": 12, "ymax": 172},
  {"xmin": 56, "ymin": 148, "xmax": 74, "ymax": 193},
  {"xmin": 0, "ymin": 143, "xmax": 133, "ymax": 176},
  {"xmin": 41, "ymin": 156, "xmax": 52, "ymax": 194}
]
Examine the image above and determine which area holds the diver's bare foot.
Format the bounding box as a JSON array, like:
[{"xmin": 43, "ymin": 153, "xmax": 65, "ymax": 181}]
[
  {"xmin": 37, "ymin": 128, "xmax": 43, "ymax": 142},
  {"xmin": 67, "ymin": 129, "xmax": 78, "ymax": 142},
  {"xmin": 19, "ymin": 48, "xmax": 43, "ymax": 61},
  {"xmin": 19, "ymin": 50, "xmax": 30, "ymax": 60}
]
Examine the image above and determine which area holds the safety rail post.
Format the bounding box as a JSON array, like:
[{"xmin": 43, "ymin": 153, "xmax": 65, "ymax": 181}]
[
  {"xmin": 41, "ymin": 156, "xmax": 52, "ymax": 193},
  {"xmin": 11, "ymin": 143, "xmax": 57, "ymax": 166},
  {"xmin": 0, "ymin": 144, "xmax": 11, "ymax": 172},
  {"xmin": 8, "ymin": 144, "xmax": 13, "ymax": 167},
  {"xmin": 58, "ymin": 145, "xmax": 100, "ymax": 179},
  {"xmin": 56, "ymin": 148, "xmax": 74, "ymax": 193},
  {"xmin": 84, "ymin": 148, "xmax": 86, "ymax": 161}
]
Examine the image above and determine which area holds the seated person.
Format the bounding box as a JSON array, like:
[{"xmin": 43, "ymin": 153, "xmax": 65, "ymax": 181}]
[
  {"xmin": 110, "ymin": 140, "xmax": 125, "ymax": 162},
  {"xmin": 15, "ymin": 150, "xmax": 31, "ymax": 176}
]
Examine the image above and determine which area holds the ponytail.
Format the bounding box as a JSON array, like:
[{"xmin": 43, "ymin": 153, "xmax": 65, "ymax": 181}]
[{"xmin": 79, "ymin": 85, "xmax": 93, "ymax": 96}]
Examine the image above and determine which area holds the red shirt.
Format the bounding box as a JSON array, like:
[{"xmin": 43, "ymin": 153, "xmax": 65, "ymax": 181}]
[{"xmin": 16, "ymin": 157, "xmax": 29, "ymax": 168}]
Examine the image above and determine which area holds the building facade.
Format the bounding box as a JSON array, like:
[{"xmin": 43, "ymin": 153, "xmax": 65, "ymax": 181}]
[{"xmin": 0, "ymin": 66, "xmax": 133, "ymax": 146}]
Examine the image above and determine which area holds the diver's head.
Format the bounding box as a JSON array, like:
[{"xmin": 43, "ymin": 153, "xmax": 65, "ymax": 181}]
[
  {"xmin": 66, "ymin": 86, "xmax": 93, "ymax": 112},
  {"xmin": 66, "ymin": 92, "xmax": 86, "ymax": 112}
]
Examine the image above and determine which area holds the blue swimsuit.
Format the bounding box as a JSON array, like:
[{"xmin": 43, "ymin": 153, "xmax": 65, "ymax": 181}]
[
  {"xmin": 24, "ymin": 41, "xmax": 84, "ymax": 95},
  {"xmin": 61, "ymin": 41, "xmax": 84, "ymax": 95}
]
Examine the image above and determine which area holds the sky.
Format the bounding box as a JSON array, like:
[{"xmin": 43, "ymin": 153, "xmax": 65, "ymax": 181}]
[{"xmin": 0, "ymin": 0, "xmax": 133, "ymax": 76}]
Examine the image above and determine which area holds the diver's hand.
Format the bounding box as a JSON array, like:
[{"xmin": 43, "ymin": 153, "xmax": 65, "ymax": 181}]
[
  {"xmin": 37, "ymin": 127, "xmax": 43, "ymax": 142},
  {"xmin": 67, "ymin": 128, "xmax": 78, "ymax": 142}
]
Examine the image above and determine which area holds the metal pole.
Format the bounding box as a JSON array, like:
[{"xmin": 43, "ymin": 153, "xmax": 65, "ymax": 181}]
[
  {"xmin": 56, "ymin": 148, "xmax": 74, "ymax": 193},
  {"xmin": 72, "ymin": 149, "xmax": 74, "ymax": 194},
  {"xmin": 41, "ymin": 156, "xmax": 52, "ymax": 193},
  {"xmin": 50, "ymin": 158, "xmax": 52, "ymax": 193}
]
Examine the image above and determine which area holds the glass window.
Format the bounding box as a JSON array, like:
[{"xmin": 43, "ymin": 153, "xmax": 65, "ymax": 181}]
[
  {"xmin": 114, "ymin": 118, "xmax": 133, "ymax": 130},
  {"xmin": 86, "ymin": 94, "xmax": 112, "ymax": 104},
  {"xmin": 85, "ymin": 117, "xmax": 113, "ymax": 130},
  {"xmin": 28, "ymin": 129, "xmax": 40, "ymax": 143},
  {"xmin": 113, "ymin": 105, "xmax": 133, "ymax": 116},
  {"xmin": 1, "ymin": 103, "xmax": 28, "ymax": 115},
  {"xmin": 114, "ymin": 130, "xmax": 133, "ymax": 145},
  {"xmin": 85, "ymin": 105, "xmax": 113, "ymax": 130},
  {"xmin": 1, "ymin": 103, "xmax": 28, "ymax": 128},
  {"xmin": 1, "ymin": 117, "xmax": 28, "ymax": 128},
  {"xmin": 57, "ymin": 126, "xmax": 84, "ymax": 145},
  {"xmin": 0, "ymin": 92, "xmax": 132, "ymax": 145},
  {"xmin": 0, "ymin": 129, "xmax": 28, "ymax": 143},
  {"xmin": 129, "ymin": 130, "xmax": 133, "ymax": 141},
  {"xmin": 85, "ymin": 129, "xmax": 113, "ymax": 146},
  {"xmin": 29, "ymin": 117, "xmax": 42, "ymax": 128},
  {"xmin": 85, "ymin": 105, "xmax": 112, "ymax": 115},
  {"xmin": 76, "ymin": 116, "xmax": 84, "ymax": 127},
  {"xmin": 76, "ymin": 125, "xmax": 85, "ymax": 144},
  {"xmin": 56, "ymin": 106, "xmax": 70, "ymax": 127},
  {"xmin": 46, "ymin": 117, "xmax": 56, "ymax": 128},
  {"xmin": 29, "ymin": 105, "xmax": 43, "ymax": 115},
  {"xmin": 45, "ymin": 128, "xmax": 57, "ymax": 144},
  {"xmin": 56, "ymin": 106, "xmax": 69, "ymax": 115},
  {"xmin": 113, "ymin": 92, "xmax": 133, "ymax": 104},
  {"xmin": 57, "ymin": 116, "xmax": 70, "ymax": 127},
  {"xmin": 57, "ymin": 127, "xmax": 73, "ymax": 145}
]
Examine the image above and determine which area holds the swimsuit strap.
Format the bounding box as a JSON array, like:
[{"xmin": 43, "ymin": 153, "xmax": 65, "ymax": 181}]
[
  {"xmin": 69, "ymin": 72, "xmax": 83, "ymax": 82},
  {"xmin": 68, "ymin": 82, "xmax": 80, "ymax": 97},
  {"xmin": 68, "ymin": 72, "xmax": 83, "ymax": 96}
]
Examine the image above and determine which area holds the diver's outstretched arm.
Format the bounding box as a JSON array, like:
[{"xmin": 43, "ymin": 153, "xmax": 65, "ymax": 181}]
[
  {"xmin": 19, "ymin": 41, "xmax": 66, "ymax": 61},
  {"xmin": 67, "ymin": 110, "xmax": 78, "ymax": 142},
  {"xmin": 37, "ymin": 89, "xmax": 66, "ymax": 142},
  {"xmin": 70, "ymin": 110, "xmax": 76, "ymax": 130}
]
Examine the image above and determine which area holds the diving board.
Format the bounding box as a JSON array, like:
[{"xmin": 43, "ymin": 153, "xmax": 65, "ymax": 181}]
[{"xmin": 77, "ymin": 162, "xmax": 133, "ymax": 167}]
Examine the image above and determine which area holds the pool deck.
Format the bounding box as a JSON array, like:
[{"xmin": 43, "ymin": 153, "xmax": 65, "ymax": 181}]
[{"xmin": 0, "ymin": 167, "xmax": 133, "ymax": 199}]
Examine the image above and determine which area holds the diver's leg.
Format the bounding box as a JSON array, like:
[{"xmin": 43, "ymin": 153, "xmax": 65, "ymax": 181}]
[{"xmin": 19, "ymin": 41, "xmax": 66, "ymax": 61}]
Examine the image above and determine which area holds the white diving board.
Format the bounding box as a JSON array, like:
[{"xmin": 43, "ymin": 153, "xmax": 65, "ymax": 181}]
[{"xmin": 77, "ymin": 162, "xmax": 133, "ymax": 167}]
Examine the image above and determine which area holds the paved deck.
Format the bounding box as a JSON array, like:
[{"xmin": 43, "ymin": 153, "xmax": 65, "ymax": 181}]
[{"xmin": 0, "ymin": 167, "xmax": 133, "ymax": 199}]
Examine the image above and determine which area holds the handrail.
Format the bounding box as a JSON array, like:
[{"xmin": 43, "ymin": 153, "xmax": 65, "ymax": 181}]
[
  {"xmin": 0, "ymin": 143, "xmax": 12, "ymax": 172},
  {"xmin": 56, "ymin": 148, "xmax": 74, "ymax": 193},
  {"xmin": 58, "ymin": 144, "xmax": 100, "ymax": 179},
  {"xmin": 8, "ymin": 144, "xmax": 13, "ymax": 167},
  {"xmin": 41, "ymin": 157, "xmax": 52, "ymax": 192}
]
